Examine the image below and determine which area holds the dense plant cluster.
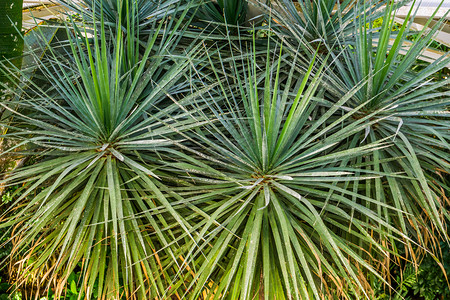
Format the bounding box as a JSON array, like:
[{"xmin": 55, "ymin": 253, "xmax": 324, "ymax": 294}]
[
  {"xmin": 0, "ymin": 0, "xmax": 449, "ymax": 299},
  {"xmin": 370, "ymin": 238, "xmax": 450, "ymax": 300}
]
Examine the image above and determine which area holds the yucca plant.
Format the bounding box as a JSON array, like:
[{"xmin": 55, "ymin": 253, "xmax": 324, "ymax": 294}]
[
  {"xmin": 194, "ymin": 0, "xmax": 248, "ymax": 27},
  {"xmin": 269, "ymin": 0, "xmax": 391, "ymax": 56},
  {"xmin": 0, "ymin": 6, "xmax": 212, "ymax": 299},
  {"xmin": 269, "ymin": 0, "xmax": 449, "ymax": 248},
  {"xmin": 58, "ymin": 0, "xmax": 188, "ymax": 30},
  {"xmin": 160, "ymin": 37, "xmax": 417, "ymax": 299},
  {"xmin": 182, "ymin": 0, "xmax": 253, "ymax": 40},
  {"xmin": 317, "ymin": 1, "xmax": 450, "ymax": 248},
  {"xmin": 58, "ymin": 0, "xmax": 199, "ymax": 77}
]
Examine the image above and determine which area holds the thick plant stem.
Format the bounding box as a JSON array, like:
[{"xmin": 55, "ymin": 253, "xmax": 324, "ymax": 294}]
[
  {"xmin": 0, "ymin": 0, "xmax": 24, "ymax": 189},
  {"xmin": 0, "ymin": 0, "xmax": 24, "ymax": 76}
]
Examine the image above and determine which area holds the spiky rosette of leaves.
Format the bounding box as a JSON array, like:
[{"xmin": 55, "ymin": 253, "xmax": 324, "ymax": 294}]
[
  {"xmin": 190, "ymin": 0, "xmax": 249, "ymax": 33},
  {"xmin": 163, "ymin": 39, "xmax": 413, "ymax": 299},
  {"xmin": 269, "ymin": 0, "xmax": 391, "ymax": 56},
  {"xmin": 0, "ymin": 11, "xmax": 212, "ymax": 299},
  {"xmin": 56, "ymin": 0, "xmax": 200, "ymax": 76},
  {"xmin": 318, "ymin": 2, "xmax": 450, "ymax": 247},
  {"xmin": 57, "ymin": 0, "xmax": 191, "ymax": 31}
]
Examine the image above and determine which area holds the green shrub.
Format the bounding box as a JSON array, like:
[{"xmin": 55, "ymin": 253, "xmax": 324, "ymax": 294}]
[{"xmin": 370, "ymin": 240, "xmax": 450, "ymax": 300}]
